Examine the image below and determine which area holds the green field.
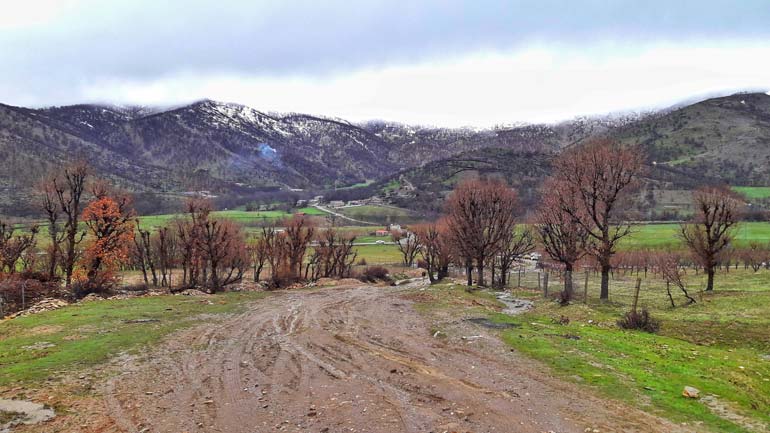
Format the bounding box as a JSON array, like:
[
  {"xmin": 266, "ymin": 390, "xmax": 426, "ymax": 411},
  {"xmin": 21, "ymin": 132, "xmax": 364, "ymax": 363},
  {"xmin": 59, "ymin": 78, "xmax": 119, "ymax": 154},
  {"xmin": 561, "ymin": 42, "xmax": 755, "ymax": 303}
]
[
  {"xmin": 353, "ymin": 244, "xmax": 403, "ymax": 264},
  {"xmin": 732, "ymin": 186, "xmax": 770, "ymax": 200},
  {"xmin": 138, "ymin": 207, "xmax": 328, "ymax": 229},
  {"xmin": 0, "ymin": 292, "xmax": 266, "ymax": 385},
  {"xmin": 338, "ymin": 205, "xmax": 414, "ymax": 219},
  {"xmin": 621, "ymin": 222, "xmax": 770, "ymax": 250},
  {"xmin": 414, "ymin": 269, "xmax": 770, "ymax": 433}
]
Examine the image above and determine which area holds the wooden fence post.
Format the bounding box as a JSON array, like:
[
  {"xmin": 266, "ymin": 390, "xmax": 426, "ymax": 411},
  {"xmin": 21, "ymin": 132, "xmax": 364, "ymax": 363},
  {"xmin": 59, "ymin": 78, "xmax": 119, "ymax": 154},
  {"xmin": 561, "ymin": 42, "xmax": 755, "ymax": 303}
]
[
  {"xmin": 632, "ymin": 277, "xmax": 641, "ymax": 313},
  {"xmin": 584, "ymin": 270, "xmax": 589, "ymax": 304},
  {"xmin": 537, "ymin": 272, "xmax": 541, "ymax": 290},
  {"xmin": 543, "ymin": 272, "xmax": 549, "ymax": 298}
]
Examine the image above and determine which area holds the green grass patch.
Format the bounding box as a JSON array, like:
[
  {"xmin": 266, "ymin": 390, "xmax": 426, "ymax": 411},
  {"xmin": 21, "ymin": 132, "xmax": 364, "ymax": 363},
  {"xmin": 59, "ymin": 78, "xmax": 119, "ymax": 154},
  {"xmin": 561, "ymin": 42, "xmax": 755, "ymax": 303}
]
[
  {"xmin": 137, "ymin": 208, "xmax": 328, "ymax": 230},
  {"xmin": 353, "ymin": 244, "xmax": 403, "ymax": 264},
  {"xmin": 732, "ymin": 186, "xmax": 770, "ymax": 200},
  {"xmin": 0, "ymin": 292, "xmax": 266, "ymax": 385},
  {"xmin": 621, "ymin": 222, "xmax": 770, "ymax": 250},
  {"xmin": 338, "ymin": 205, "xmax": 413, "ymax": 219},
  {"xmin": 409, "ymin": 270, "xmax": 770, "ymax": 432}
]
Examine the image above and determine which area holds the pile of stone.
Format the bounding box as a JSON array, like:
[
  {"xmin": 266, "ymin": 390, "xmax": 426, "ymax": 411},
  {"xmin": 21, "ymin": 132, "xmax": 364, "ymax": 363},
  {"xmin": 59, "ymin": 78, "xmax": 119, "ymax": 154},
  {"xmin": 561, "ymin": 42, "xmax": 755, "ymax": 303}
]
[{"xmin": 6, "ymin": 298, "xmax": 69, "ymax": 318}]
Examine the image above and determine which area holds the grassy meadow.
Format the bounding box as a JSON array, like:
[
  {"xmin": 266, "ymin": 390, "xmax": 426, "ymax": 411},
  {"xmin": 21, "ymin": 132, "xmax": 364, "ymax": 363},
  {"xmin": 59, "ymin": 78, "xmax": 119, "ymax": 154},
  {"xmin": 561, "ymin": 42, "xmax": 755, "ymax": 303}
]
[
  {"xmin": 732, "ymin": 186, "xmax": 770, "ymax": 200},
  {"xmin": 413, "ymin": 269, "xmax": 770, "ymax": 433},
  {"xmin": 0, "ymin": 292, "xmax": 267, "ymax": 386},
  {"xmin": 137, "ymin": 207, "xmax": 327, "ymax": 229}
]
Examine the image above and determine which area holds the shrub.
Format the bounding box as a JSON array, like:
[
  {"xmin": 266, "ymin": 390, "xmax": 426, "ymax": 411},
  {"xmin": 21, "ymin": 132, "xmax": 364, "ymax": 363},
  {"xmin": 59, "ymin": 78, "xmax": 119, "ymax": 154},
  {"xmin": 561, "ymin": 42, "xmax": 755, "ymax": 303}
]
[
  {"xmin": 617, "ymin": 308, "xmax": 660, "ymax": 333},
  {"xmin": 359, "ymin": 266, "xmax": 390, "ymax": 283},
  {"xmin": 357, "ymin": 258, "xmax": 367, "ymax": 266}
]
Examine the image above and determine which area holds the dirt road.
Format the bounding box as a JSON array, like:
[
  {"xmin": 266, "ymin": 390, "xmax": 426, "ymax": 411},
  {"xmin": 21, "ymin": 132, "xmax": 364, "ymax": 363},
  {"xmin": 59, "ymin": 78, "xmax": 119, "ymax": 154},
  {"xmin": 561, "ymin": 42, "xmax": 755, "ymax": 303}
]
[{"xmin": 103, "ymin": 282, "xmax": 688, "ymax": 433}]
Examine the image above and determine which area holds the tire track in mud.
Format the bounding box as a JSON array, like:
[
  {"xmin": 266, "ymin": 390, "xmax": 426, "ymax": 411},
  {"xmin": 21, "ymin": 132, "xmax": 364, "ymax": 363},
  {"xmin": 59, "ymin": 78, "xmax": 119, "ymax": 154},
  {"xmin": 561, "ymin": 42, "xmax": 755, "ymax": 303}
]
[{"xmin": 103, "ymin": 283, "xmax": 693, "ymax": 433}]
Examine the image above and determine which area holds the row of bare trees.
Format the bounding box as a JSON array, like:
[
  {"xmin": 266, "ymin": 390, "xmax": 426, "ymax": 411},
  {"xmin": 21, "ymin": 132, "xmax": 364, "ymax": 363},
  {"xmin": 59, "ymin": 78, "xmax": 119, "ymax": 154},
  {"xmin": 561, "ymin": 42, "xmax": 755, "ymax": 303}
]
[{"xmin": 3, "ymin": 140, "xmax": 748, "ymax": 301}]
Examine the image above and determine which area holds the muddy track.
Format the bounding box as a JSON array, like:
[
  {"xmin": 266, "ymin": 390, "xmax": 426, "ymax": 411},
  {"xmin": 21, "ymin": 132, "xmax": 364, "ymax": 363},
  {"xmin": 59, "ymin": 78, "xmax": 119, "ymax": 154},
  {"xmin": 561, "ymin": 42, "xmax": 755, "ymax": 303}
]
[{"xmin": 104, "ymin": 283, "xmax": 690, "ymax": 433}]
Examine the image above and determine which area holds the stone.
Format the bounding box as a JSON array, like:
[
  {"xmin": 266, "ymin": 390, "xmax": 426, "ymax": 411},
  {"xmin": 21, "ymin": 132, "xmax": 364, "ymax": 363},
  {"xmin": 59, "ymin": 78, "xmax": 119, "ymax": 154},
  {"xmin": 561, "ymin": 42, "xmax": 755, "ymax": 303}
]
[{"xmin": 682, "ymin": 386, "xmax": 700, "ymax": 398}]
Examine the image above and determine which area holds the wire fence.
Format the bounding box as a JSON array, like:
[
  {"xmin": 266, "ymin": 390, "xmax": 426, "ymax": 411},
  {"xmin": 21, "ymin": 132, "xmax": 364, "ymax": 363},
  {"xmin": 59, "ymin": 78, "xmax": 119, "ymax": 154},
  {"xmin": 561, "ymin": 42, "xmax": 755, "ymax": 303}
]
[{"xmin": 445, "ymin": 264, "xmax": 717, "ymax": 312}]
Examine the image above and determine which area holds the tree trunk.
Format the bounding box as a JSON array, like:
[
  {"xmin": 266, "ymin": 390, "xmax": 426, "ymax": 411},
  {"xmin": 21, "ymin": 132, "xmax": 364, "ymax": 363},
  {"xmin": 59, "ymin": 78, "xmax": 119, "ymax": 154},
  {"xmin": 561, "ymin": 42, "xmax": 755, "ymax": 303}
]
[
  {"xmin": 600, "ymin": 263, "xmax": 611, "ymax": 300},
  {"xmin": 465, "ymin": 260, "xmax": 473, "ymax": 287},
  {"xmin": 476, "ymin": 255, "xmax": 486, "ymax": 287},
  {"xmin": 563, "ymin": 265, "xmax": 573, "ymax": 301},
  {"xmin": 490, "ymin": 263, "xmax": 496, "ymax": 288},
  {"xmin": 437, "ymin": 264, "xmax": 448, "ymax": 281},
  {"xmin": 706, "ymin": 267, "xmax": 715, "ymax": 291}
]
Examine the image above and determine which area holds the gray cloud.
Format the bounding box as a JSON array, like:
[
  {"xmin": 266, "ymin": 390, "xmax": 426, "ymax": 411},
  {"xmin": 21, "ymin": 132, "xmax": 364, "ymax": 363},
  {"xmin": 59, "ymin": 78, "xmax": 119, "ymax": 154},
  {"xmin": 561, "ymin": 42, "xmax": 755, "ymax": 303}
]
[{"xmin": 1, "ymin": 0, "xmax": 769, "ymax": 108}]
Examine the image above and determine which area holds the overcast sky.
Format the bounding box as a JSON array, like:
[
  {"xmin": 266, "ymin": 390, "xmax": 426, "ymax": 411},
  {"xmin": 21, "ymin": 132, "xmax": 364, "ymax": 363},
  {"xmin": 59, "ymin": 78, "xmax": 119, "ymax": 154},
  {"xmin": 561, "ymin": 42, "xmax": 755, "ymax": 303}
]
[{"xmin": 1, "ymin": 0, "xmax": 769, "ymax": 126}]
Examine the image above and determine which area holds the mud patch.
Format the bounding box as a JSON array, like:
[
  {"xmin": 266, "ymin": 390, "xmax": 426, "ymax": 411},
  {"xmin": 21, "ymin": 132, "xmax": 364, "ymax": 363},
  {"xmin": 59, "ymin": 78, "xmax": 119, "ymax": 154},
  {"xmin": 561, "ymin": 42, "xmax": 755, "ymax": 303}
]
[
  {"xmin": 0, "ymin": 399, "xmax": 55, "ymax": 432},
  {"xmin": 465, "ymin": 317, "xmax": 519, "ymax": 329}
]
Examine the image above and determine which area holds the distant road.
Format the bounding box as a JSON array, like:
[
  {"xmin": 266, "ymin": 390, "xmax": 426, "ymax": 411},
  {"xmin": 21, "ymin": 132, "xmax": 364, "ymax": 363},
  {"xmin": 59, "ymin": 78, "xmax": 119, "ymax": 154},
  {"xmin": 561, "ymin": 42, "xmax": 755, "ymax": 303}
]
[{"xmin": 313, "ymin": 205, "xmax": 378, "ymax": 226}]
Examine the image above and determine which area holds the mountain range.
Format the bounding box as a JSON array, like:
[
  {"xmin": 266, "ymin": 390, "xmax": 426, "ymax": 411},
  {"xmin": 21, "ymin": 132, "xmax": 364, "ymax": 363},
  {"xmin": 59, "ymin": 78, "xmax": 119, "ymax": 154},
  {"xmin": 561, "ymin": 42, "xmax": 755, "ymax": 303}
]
[{"xmin": 1, "ymin": 91, "xmax": 769, "ymax": 217}]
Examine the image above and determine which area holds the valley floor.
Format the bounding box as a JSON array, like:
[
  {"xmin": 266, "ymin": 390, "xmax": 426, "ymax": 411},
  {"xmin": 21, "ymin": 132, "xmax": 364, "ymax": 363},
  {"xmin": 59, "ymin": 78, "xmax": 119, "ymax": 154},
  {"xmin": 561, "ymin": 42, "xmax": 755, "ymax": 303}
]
[{"xmin": 6, "ymin": 280, "xmax": 692, "ymax": 433}]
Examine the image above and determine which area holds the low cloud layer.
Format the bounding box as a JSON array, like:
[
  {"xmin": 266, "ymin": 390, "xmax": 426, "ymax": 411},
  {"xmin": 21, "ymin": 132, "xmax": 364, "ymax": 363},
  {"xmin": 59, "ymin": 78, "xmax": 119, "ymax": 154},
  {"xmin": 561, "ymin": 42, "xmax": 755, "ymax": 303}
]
[{"xmin": 2, "ymin": 0, "xmax": 769, "ymax": 125}]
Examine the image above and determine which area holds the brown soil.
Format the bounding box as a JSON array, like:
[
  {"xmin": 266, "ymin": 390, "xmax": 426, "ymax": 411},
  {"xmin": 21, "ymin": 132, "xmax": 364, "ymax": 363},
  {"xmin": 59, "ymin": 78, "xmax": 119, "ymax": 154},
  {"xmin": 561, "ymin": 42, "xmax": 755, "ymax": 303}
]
[
  {"xmin": 92, "ymin": 281, "xmax": 690, "ymax": 433},
  {"xmin": 7, "ymin": 281, "xmax": 692, "ymax": 432}
]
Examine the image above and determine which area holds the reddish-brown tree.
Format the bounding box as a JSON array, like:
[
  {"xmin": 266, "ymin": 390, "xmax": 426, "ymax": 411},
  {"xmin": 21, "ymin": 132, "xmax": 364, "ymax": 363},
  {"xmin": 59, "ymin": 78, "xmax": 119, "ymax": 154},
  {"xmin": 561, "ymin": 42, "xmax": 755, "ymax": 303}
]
[
  {"xmin": 250, "ymin": 235, "xmax": 270, "ymax": 282},
  {"xmin": 445, "ymin": 178, "xmax": 518, "ymax": 287},
  {"xmin": 548, "ymin": 139, "xmax": 644, "ymax": 299},
  {"xmin": 81, "ymin": 189, "xmax": 135, "ymax": 293},
  {"xmin": 261, "ymin": 226, "xmax": 291, "ymax": 287},
  {"xmin": 680, "ymin": 186, "xmax": 742, "ymax": 292},
  {"xmin": 197, "ymin": 217, "xmax": 248, "ymax": 291},
  {"xmin": 310, "ymin": 228, "xmax": 358, "ymax": 279},
  {"xmin": 536, "ymin": 182, "xmax": 590, "ymax": 300},
  {"xmin": 413, "ymin": 219, "xmax": 453, "ymax": 283},
  {"xmin": 495, "ymin": 227, "xmax": 535, "ymax": 288},
  {"xmin": 174, "ymin": 199, "xmax": 212, "ymax": 288},
  {"xmin": 283, "ymin": 215, "xmax": 315, "ymax": 279}
]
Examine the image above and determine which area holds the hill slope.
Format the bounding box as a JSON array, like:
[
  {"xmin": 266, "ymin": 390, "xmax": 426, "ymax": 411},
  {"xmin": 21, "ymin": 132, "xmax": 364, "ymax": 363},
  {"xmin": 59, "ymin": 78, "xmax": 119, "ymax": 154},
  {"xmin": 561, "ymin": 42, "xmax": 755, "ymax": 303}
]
[{"xmin": 0, "ymin": 92, "xmax": 769, "ymax": 216}]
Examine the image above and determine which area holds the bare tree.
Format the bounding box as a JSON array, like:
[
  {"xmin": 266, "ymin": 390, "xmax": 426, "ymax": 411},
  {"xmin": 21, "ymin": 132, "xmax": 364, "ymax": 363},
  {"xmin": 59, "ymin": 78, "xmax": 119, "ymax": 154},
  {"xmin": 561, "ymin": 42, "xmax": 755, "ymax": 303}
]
[
  {"xmin": 413, "ymin": 219, "xmax": 453, "ymax": 283},
  {"xmin": 536, "ymin": 183, "xmax": 590, "ymax": 301},
  {"xmin": 260, "ymin": 226, "xmax": 293, "ymax": 287},
  {"xmin": 133, "ymin": 224, "xmax": 158, "ymax": 286},
  {"xmin": 445, "ymin": 178, "xmax": 518, "ymax": 287},
  {"xmin": 496, "ymin": 227, "xmax": 535, "ymax": 288},
  {"xmin": 38, "ymin": 176, "xmax": 65, "ymax": 280},
  {"xmin": 654, "ymin": 253, "xmax": 697, "ymax": 306},
  {"xmin": 548, "ymin": 139, "xmax": 644, "ymax": 300},
  {"xmin": 680, "ymin": 186, "xmax": 742, "ymax": 292},
  {"xmin": 311, "ymin": 228, "xmax": 358, "ymax": 279},
  {"xmin": 153, "ymin": 226, "xmax": 176, "ymax": 287},
  {"xmin": 392, "ymin": 229, "xmax": 420, "ymax": 267},
  {"xmin": 41, "ymin": 161, "xmax": 90, "ymax": 288},
  {"xmin": 250, "ymin": 235, "xmax": 269, "ymax": 282},
  {"xmin": 283, "ymin": 215, "xmax": 315, "ymax": 279},
  {"xmin": 0, "ymin": 221, "xmax": 39, "ymax": 273}
]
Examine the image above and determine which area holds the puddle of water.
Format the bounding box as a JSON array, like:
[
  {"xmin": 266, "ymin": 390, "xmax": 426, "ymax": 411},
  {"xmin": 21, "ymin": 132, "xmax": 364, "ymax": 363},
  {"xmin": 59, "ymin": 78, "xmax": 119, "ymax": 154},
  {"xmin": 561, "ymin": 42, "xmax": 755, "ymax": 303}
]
[
  {"xmin": 0, "ymin": 399, "xmax": 55, "ymax": 432},
  {"xmin": 465, "ymin": 317, "xmax": 519, "ymax": 329},
  {"xmin": 494, "ymin": 292, "xmax": 533, "ymax": 315}
]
